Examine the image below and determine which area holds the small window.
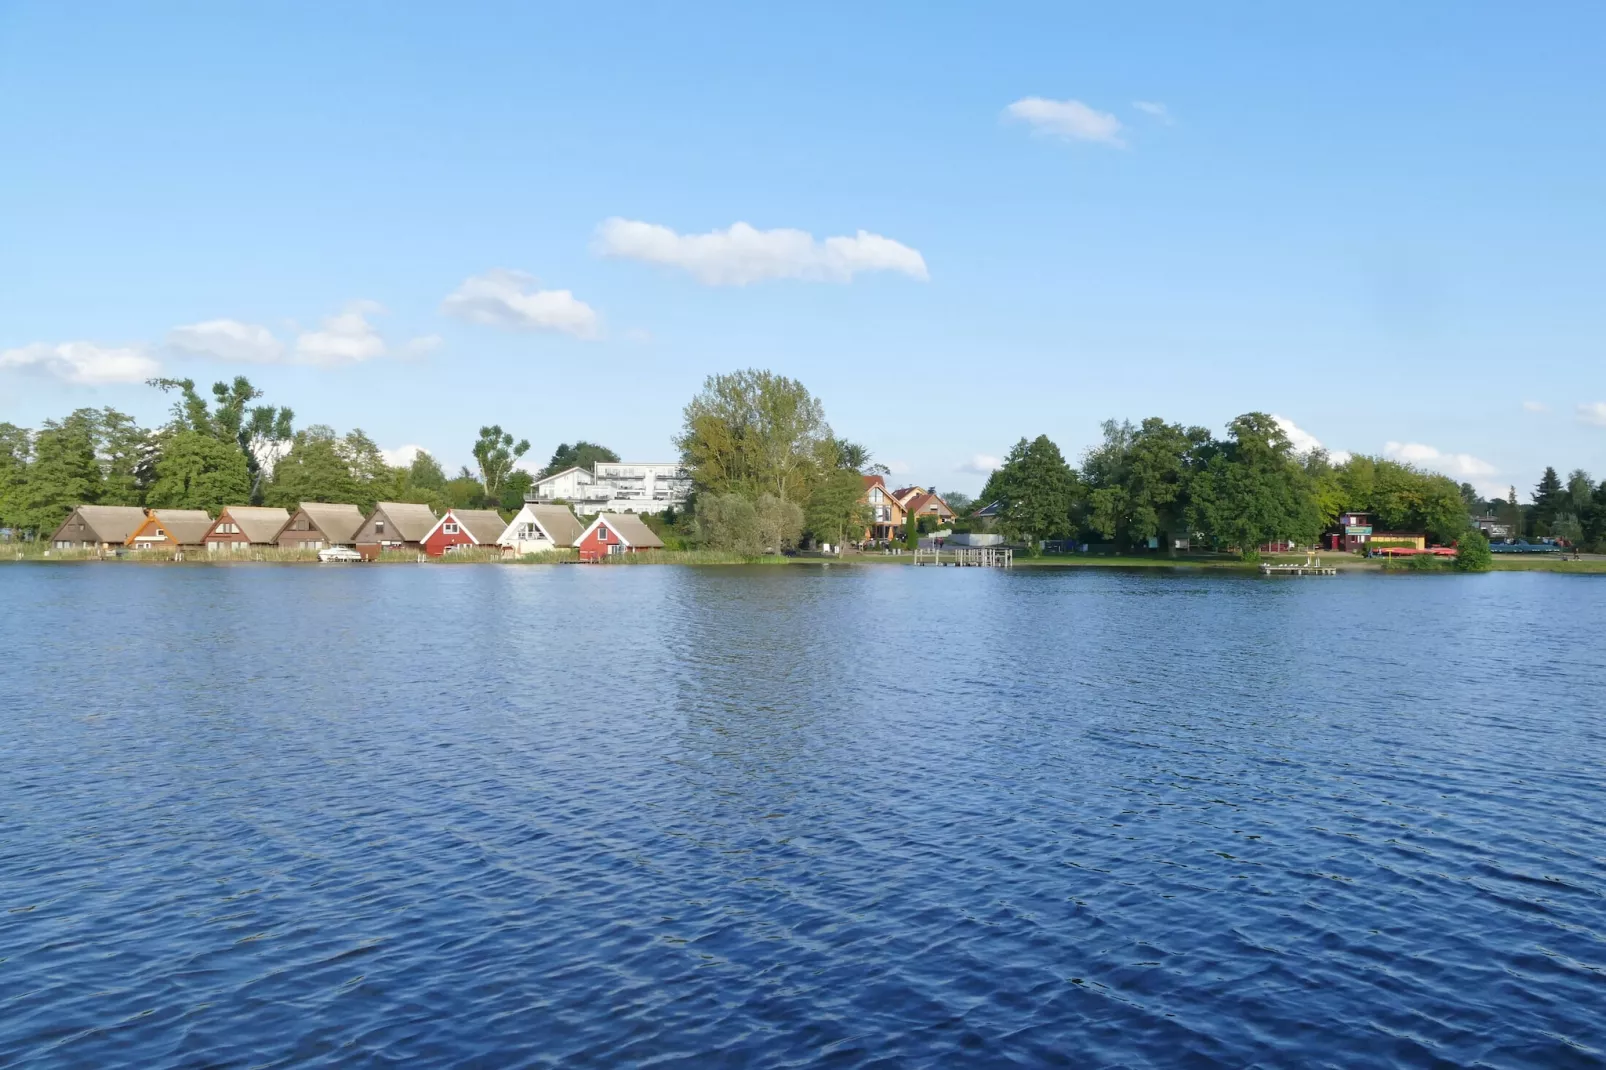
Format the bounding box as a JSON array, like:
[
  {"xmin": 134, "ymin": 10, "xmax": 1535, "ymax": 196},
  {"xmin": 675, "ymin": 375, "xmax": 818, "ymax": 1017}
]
[
  {"xmin": 444, "ymin": 522, "xmax": 459, "ymax": 535},
  {"xmin": 375, "ymin": 521, "xmax": 385, "ymax": 533}
]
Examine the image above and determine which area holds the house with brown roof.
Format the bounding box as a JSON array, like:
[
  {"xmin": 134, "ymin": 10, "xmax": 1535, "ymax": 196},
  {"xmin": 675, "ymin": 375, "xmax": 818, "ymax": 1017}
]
[
  {"xmin": 203, "ymin": 506, "xmax": 291, "ymax": 552},
  {"xmin": 276, "ymin": 502, "xmax": 365, "ymax": 549},
  {"xmin": 903, "ymin": 490, "xmax": 956, "ymax": 528},
  {"xmin": 498, "ymin": 502, "xmax": 584, "ymax": 555},
  {"xmin": 127, "ymin": 509, "xmax": 214, "ymax": 550},
  {"xmin": 575, "ymin": 512, "xmax": 666, "ymax": 560},
  {"xmin": 49, "ymin": 505, "xmax": 148, "ymax": 550},
  {"xmin": 421, "ymin": 508, "xmax": 509, "ymax": 556},
  {"xmin": 860, "ymin": 474, "xmax": 906, "ymax": 543},
  {"xmin": 354, "ymin": 502, "xmax": 439, "ymax": 554}
]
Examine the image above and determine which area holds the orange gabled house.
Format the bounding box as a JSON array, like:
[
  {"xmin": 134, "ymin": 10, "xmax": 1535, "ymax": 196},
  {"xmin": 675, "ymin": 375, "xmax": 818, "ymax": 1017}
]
[
  {"xmin": 860, "ymin": 475, "xmax": 906, "ymax": 544},
  {"xmin": 126, "ymin": 509, "xmax": 214, "ymax": 551}
]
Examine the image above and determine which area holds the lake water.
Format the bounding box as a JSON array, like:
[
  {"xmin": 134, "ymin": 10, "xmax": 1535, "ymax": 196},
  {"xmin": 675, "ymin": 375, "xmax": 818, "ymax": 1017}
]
[{"xmin": 3, "ymin": 563, "xmax": 1605, "ymax": 1067}]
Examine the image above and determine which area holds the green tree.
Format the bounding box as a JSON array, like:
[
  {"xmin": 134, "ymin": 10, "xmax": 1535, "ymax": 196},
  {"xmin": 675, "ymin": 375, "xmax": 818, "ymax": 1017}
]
[
  {"xmin": 148, "ymin": 376, "xmax": 291, "ymax": 504},
  {"xmin": 265, "ymin": 427, "xmax": 361, "ymax": 509},
  {"xmin": 96, "ymin": 408, "xmax": 152, "ymax": 506},
  {"xmin": 500, "ymin": 469, "xmax": 534, "ymax": 511},
  {"xmin": 903, "ymin": 505, "xmax": 921, "ymax": 549},
  {"xmin": 754, "ymin": 493, "xmax": 804, "ymax": 552},
  {"xmin": 0, "ymin": 423, "xmax": 33, "ymax": 532},
  {"xmin": 1082, "ymin": 417, "xmax": 1207, "ymax": 550},
  {"xmin": 146, "ymin": 431, "xmax": 251, "ymax": 512},
  {"xmin": 1454, "ymin": 528, "xmax": 1493, "ymax": 572},
  {"xmin": 1532, "ymin": 467, "xmax": 1564, "ymax": 535},
  {"xmin": 1189, "ymin": 413, "xmax": 1321, "ymax": 559},
  {"xmin": 677, "ymin": 369, "xmax": 829, "ymax": 502},
  {"xmin": 472, "ymin": 425, "xmax": 530, "ymax": 503},
  {"xmin": 804, "ymin": 468, "xmax": 871, "ymax": 551},
  {"xmin": 980, "ymin": 435, "xmax": 1079, "ymax": 548},
  {"xmin": 408, "ymin": 450, "xmax": 448, "ymax": 492},
  {"xmin": 540, "ymin": 441, "xmax": 619, "ymax": 477},
  {"xmin": 446, "ymin": 468, "xmax": 488, "ymax": 509},
  {"xmin": 696, "ymin": 492, "xmax": 761, "ymax": 552},
  {"xmin": 14, "ymin": 414, "xmax": 105, "ymax": 534}
]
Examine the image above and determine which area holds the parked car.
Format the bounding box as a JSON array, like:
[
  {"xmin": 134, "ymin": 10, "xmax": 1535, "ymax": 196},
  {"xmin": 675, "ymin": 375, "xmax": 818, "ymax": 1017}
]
[{"xmin": 317, "ymin": 546, "xmax": 363, "ymax": 563}]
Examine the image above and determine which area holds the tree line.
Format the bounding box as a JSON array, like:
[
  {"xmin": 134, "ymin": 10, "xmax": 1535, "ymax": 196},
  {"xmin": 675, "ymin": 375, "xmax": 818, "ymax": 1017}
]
[
  {"xmin": 977, "ymin": 414, "xmax": 1606, "ymax": 557},
  {"xmin": 0, "ymin": 376, "xmax": 618, "ymax": 536}
]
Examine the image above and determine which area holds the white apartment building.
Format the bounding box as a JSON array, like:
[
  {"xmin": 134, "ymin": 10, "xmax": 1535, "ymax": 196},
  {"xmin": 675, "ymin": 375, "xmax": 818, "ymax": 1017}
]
[{"xmin": 528, "ymin": 462, "xmax": 692, "ymax": 515}]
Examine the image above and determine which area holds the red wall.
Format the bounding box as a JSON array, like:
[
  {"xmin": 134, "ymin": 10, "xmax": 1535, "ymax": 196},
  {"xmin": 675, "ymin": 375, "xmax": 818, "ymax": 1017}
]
[
  {"xmin": 422, "ymin": 513, "xmax": 479, "ymax": 557},
  {"xmin": 576, "ymin": 521, "xmax": 628, "ymax": 561}
]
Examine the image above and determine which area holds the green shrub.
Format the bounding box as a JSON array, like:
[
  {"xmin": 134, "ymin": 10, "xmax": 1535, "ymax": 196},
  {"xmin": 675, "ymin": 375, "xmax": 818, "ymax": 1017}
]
[{"xmin": 1455, "ymin": 530, "xmax": 1493, "ymax": 572}]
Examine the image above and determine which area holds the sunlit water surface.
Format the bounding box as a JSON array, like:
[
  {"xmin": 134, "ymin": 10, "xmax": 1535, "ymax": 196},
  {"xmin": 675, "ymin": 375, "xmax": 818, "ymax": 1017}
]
[{"xmin": 3, "ymin": 564, "xmax": 1604, "ymax": 1067}]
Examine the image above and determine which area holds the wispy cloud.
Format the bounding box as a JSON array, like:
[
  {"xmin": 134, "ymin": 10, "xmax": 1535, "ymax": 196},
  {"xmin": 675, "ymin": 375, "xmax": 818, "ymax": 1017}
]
[
  {"xmin": 168, "ymin": 319, "xmax": 285, "ymax": 364},
  {"xmin": 1523, "ymin": 400, "xmax": 1548, "ymax": 413},
  {"xmin": 1578, "ymin": 402, "xmax": 1606, "ymax": 427},
  {"xmin": 0, "ymin": 341, "xmax": 160, "ymax": 385},
  {"xmin": 595, "ymin": 219, "xmax": 928, "ymax": 286},
  {"xmin": 1273, "ymin": 415, "xmax": 1351, "ymax": 464},
  {"xmin": 294, "ymin": 301, "xmax": 388, "ymax": 366},
  {"xmin": 1132, "ymin": 100, "xmax": 1173, "ymax": 124},
  {"xmin": 441, "ymin": 270, "xmax": 600, "ymax": 338},
  {"xmin": 1003, "ymin": 97, "xmax": 1124, "ymax": 146},
  {"xmin": 958, "ymin": 454, "xmax": 1002, "ymax": 476}
]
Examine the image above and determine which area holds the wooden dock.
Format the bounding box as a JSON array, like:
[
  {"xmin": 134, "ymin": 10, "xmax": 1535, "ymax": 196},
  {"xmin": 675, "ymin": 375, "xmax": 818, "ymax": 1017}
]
[
  {"xmin": 1261, "ymin": 563, "xmax": 1337, "ymax": 576},
  {"xmin": 914, "ymin": 546, "xmax": 1013, "ymax": 568}
]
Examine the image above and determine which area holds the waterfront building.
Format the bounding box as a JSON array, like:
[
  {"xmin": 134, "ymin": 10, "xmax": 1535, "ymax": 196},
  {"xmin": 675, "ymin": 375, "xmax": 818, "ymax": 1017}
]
[
  {"xmin": 498, "ymin": 502, "xmax": 584, "ymax": 556},
  {"xmin": 575, "ymin": 513, "xmax": 665, "ymax": 560},
  {"xmin": 527, "ymin": 462, "xmax": 691, "ymax": 516},
  {"xmin": 354, "ymin": 502, "xmax": 439, "ymax": 554},
  {"xmin": 901, "ymin": 490, "xmax": 956, "ymax": 528},
  {"xmin": 421, "ymin": 508, "xmax": 507, "ymax": 556},
  {"xmin": 49, "ymin": 505, "xmax": 148, "ymax": 550},
  {"xmin": 277, "ymin": 503, "xmax": 365, "ymax": 550},
  {"xmin": 127, "ymin": 509, "xmax": 213, "ymax": 550},
  {"xmin": 860, "ymin": 474, "xmax": 906, "ymax": 543},
  {"xmin": 203, "ymin": 506, "xmax": 291, "ymax": 552}
]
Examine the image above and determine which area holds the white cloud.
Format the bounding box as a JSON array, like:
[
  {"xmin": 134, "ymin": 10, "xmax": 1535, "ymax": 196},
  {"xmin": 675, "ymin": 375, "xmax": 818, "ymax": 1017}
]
[
  {"xmin": 1004, "ymin": 97, "xmax": 1125, "ymax": 146},
  {"xmin": 1384, "ymin": 441, "xmax": 1498, "ymax": 491},
  {"xmin": 884, "ymin": 459, "xmax": 911, "ymax": 476},
  {"xmin": 0, "ymin": 341, "xmax": 160, "ymax": 385},
  {"xmin": 441, "ymin": 270, "xmax": 600, "ymax": 338},
  {"xmin": 380, "ymin": 444, "xmax": 426, "ymax": 468},
  {"xmin": 1272, "ymin": 415, "xmax": 1352, "ymax": 465},
  {"xmin": 167, "ymin": 319, "xmax": 285, "ymax": 364},
  {"xmin": 1577, "ymin": 402, "xmax": 1606, "ymax": 427},
  {"xmin": 294, "ymin": 301, "xmax": 388, "ymax": 366},
  {"xmin": 1522, "ymin": 400, "xmax": 1548, "ymax": 413},
  {"xmin": 1132, "ymin": 100, "xmax": 1173, "ymax": 124},
  {"xmin": 958, "ymin": 454, "xmax": 1002, "ymax": 476},
  {"xmin": 594, "ymin": 218, "xmax": 929, "ymax": 286}
]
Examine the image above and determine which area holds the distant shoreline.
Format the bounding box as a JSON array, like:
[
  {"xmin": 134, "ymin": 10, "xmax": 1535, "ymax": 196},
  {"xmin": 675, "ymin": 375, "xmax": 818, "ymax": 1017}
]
[{"xmin": 5, "ymin": 549, "xmax": 1604, "ymax": 573}]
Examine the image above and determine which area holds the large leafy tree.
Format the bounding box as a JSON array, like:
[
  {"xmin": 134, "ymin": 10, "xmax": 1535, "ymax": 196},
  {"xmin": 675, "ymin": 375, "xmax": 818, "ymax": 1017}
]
[
  {"xmin": 472, "ymin": 425, "xmax": 530, "ymax": 504},
  {"xmin": 12, "ymin": 414, "xmax": 103, "ymax": 534},
  {"xmin": 146, "ymin": 431, "xmax": 252, "ymax": 512},
  {"xmin": 149, "ymin": 376, "xmax": 291, "ymax": 504},
  {"xmin": 0, "ymin": 423, "xmax": 34, "ymax": 532},
  {"xmin": 1189, "ymin": 413, "xmax": 1322, "ymax": 558},
  {"xmin": 540, "ymin": 441, "xmax": 619, "ymax": 477},
  {"xmin": 264, "ymin": 427, "xmax": 362, "ymax": 510},
  {"xmin": 980, "ymin": 435, "xmax": 1079, "ymax": 546},
  {"xmin": 1082, "ymin": 417, "xmax": 1207, "ymax": 550},
  {"xmin": 678, "ymin": 369, "xmax": 829, "ymax": 503}
]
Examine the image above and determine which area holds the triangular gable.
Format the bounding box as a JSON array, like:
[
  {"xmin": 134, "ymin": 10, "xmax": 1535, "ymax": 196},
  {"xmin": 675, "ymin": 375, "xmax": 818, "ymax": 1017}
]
[
  {"xmin": 577, "ymin": 514, "xmax": 633, "ymax": 547},
  {"xmin": 126, "ymin": 513, "xmax": 172, "ymax": 546}
]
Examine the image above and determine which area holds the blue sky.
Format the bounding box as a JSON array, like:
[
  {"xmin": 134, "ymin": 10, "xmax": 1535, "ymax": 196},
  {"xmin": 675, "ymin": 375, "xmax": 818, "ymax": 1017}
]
[{"xmin": 2, "ymin": 2, "xmax": 1603, "ymax": 497}]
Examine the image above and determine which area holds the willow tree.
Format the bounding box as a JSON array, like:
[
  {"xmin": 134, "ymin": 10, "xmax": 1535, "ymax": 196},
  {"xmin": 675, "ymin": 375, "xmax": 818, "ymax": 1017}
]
[{"xmin": 677, "ymin": 369, "xmax": 828, "ymax": 503}]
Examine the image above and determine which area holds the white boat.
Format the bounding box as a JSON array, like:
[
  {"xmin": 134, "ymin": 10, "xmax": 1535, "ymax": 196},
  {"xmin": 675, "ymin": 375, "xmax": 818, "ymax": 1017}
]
[{"xmin": 318, "ymin": 546, "xmax": 363, "ymax": 563}]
